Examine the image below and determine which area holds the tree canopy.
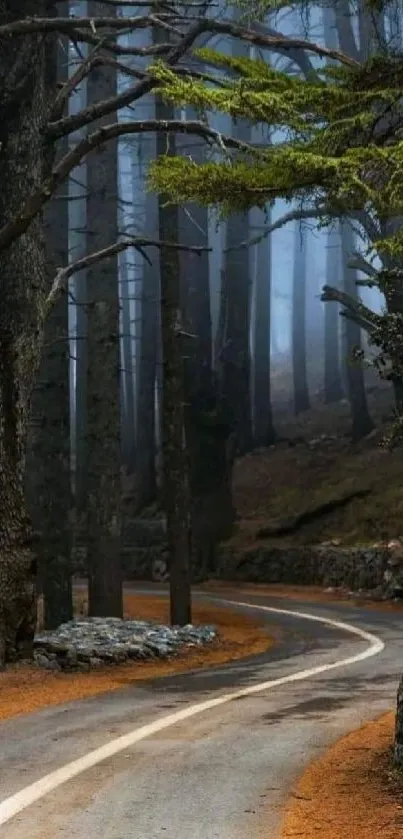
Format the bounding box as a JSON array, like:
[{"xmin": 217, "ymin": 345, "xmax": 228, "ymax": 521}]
[
  {"xmin": 148, "ymin": 35, "xmax": 403, "ymax": 253},
  {"xmin": 146, "ymin": 0, "xmax": 403, "ymax": 437}
]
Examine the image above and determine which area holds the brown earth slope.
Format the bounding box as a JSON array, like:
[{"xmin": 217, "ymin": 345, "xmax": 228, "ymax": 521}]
[{"xmin": 229, "ymin": 378, "xmax": 403, "ymax": 551}]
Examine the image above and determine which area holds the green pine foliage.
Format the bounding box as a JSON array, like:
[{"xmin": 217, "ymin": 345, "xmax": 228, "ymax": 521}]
[{"xmin": 148, "ymin": 47, "xmax": 403, "ymax": 250}]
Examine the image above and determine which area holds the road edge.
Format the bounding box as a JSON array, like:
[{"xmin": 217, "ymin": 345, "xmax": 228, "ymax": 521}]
[{"xmin": 280, "ymin": 711, "xmax": 400, "ymax": 839}]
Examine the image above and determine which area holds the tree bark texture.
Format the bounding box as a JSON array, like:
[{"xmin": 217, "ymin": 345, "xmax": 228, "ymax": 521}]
[
  {"xmin": 340, "ymin": 221, "xmax": 374, "ymax": 441},
  {"xmin": 219, "ymin": 24, "xmax": 253, "ymax": 458},
  {"xmin": 178, "ymin": 118, "xmax": 234, "ymax": 581},
  {"xmin": 85, "ymin": 0, "xmax": 122, "ymax": 617},
  {"xmin": 155, "ymin": 85, "xmax": 191, "ymax": 624},
  {"xmin": 0, "ymin": 1, "xmax": 55, "ymax": 663},
  {"xmin": 26, "ymin": 3, "xmax": 73, "ymax": 629}
]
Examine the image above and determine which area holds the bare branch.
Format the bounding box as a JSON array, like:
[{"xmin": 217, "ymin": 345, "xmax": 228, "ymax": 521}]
[
  {"xmin": 46, "ymin": 235, "xmax": 211, "ymax": 313},
  {"xmin": 0, "ymin": 15, "xmax": 178, "ymax": 38},
  {"xmin": 0, "ymin": 117, "xmax": 252, "ymax": 255},
  {"xmin": 51, "ymin": 41, "xmax": 107, "ymax": 120},
  {"xmin": 347, "ymin": 252, "xmax": 378, "ymax": 278},
  {"xmin": 47, "ymin": 16, "xmax": 357, "ymax": 140},
  {"xmin": 320, "ymin": 284, "xmax": 379, "ymax": 334},
  {"xmin": 83, "ymin": 0, "xmax": 217, "ymax": 6},
  {"xmin": 54, "ymin": 51, "xmax": 222, "ymax": 97},
  {"xmin": 3, "ymin": 16, "xmax": 358, "ymax": 69},
  {"xmin": 224, "ymin": 207, "xmax": 331, "ymax": 251}
]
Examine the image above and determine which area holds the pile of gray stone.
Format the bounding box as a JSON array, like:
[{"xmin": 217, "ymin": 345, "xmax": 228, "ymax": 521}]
[{"xmin": 34, "ymin": 617, "xmax": 217, "ymax": 672}]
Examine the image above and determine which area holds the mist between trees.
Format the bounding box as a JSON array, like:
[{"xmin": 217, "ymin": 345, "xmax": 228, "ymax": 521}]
[{"xmin": 0, "ymin": 0, "xmax": 402, "ymax": 666}]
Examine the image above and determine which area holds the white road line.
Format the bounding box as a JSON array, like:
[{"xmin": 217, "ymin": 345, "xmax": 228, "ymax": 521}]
[{"xmin": 0, "ymin": 600, "xmax": 385, "ymax": 827}]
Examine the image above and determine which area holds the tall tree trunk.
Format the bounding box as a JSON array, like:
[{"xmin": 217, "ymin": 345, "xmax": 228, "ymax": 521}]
[
  {"xmin": 119, "ymin": 245, "xmax": 136, "ymax": 477},
  {"xmin": 0, "ymin": 1, "xmax": 55, "ymax": 664},
  {"xmin": 155, "ymin": 26, "xmax": 191, "ymax": 625},
  {"xmin": 26, "ymin": 4, "xmax": 73, "ymax": 628},
  {"xmin": 252, "ymin": 208, "xmax": 275, "ymax": 445},
  {"xmin": 69, "ymin": 5, "xmax": 88, "ymax": 549},
  {"xmin": 179, "ymin": 114, "xmax": 234, "ymax": 581},
  {"xmin": 85, "ymin": 0, "xmax": 122, "ymax": 617},
  {"xmin": 220, "ymin": 214, "xmax": 253, "ymax": 456},
  {"xmin": 379, "ymin": 218, "xmax": 403, "ymax": 410},
  {"xmin": 135, "ymin": 187, "xmax": 158, "ymax": 511},
  {"xmin": 324, "ymin": 226, "xmax": 344, "ymax": 404},
  {"xmin": 340, "ymin": 221, "xmax": 374, "ymax": 441},
  {"xmin": 292, "ymin": 223, "xmax": 310, "ymax": 414},
  {"xmin": 219, "ymin": 24, "xmax": 253, "ymax": 457}
]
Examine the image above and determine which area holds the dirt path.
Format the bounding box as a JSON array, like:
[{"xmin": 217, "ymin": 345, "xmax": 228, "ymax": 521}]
[{"xmin": 0, "ymin": 591, "xmax": 272, "ymax": 723}]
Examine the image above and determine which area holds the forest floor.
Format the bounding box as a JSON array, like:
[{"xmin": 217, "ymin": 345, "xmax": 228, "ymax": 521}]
[
  {"xmin": 0, "ymin": 589, "xmax": 272, "ymax": 723},
  {"xmin": 281, "ymin": 712, "xmax": 403, "ymax": 839},
  {"xmin": 230, "ymin": 371, "xmax": 403, "ymax": 550}
]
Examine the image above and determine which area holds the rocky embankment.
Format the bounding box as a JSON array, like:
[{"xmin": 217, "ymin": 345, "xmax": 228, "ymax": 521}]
[{"xmin": 34, "ymin": 617, "xmax": 216, "ymax": 671}]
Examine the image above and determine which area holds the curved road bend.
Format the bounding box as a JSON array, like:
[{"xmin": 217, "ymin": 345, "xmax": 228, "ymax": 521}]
[{"xmin": 0, "ymin": 588, "xmax": 401, "ymax": 839}]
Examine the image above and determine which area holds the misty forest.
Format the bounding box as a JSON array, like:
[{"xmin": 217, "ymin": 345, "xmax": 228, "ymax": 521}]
[{"xmin": 5, "ymin": 0, "xmax": 403, "ymax": 767}]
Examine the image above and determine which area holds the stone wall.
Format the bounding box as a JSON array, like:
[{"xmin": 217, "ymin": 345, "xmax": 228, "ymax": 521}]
[
  {"xmin": 71, "ymin": 515, "xmax": 403, "ymax": 597},
  {"xmin": 217, "ymin": 544, "xmax": 391, "ymax": 591}
]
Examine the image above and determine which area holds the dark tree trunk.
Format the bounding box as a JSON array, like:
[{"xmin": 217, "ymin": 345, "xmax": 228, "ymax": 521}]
[
  {"xmin": 135, "ymin": 187, "xmax": 159, "ymax": 511},
  {"xmin": 324, "ymin": 226, "xmax": 344, "ymax": 404},
  {"xmin": 292, "ymin": 224, "xmax": 310, "ymax": 414},
  {"xmin": 159, "ymin": 197, "xmax": 192, "ymax": 626},
  {"xmin": 394, "ymin": 674, "xmax": 403, "ymax": 766},
  {"xmin": 379, "ymin": 218, "xmax": 403, "ymax": 410},
  {"xmin": 26, "ymin": 4, "xmax": 73, "ymax": 629},
  {"xmin": 155, "ymin": 28, "xmax": 191, "ymax": 625},
  {"xmin": 119, "ymin": 246, "xmax": 136, "ymax": 476},
  {"xmin": 340, "ymin": 221, "xmax": 374, "ymax": 441},
  {"xmin": 85, "ymin": 1, "xmax": 122, "ymax": 617},
  {"xmin": 252, "ymin": 208, "xmax": 276, "ymax": 446},
  {"xmin": 219, "ymin": 25, "xmax": 253, "ymax": 457},
  {"xmin": 324, "ymin": 0, "xmax": 374, "ymax": 436},
  {"xmin": 70, "ymin": 26, "xmax": 88, "ymax": 546},
  {"xmin": 178, "ymin": 116, "xmax": 234, "ymax": 581},
  {"xmin": 220, "ymin": 211, "xmax": 253, "ymax": 457},
  {"xmin": 0, "ymin": 1, "xmax": 55, "ymax": 664}
]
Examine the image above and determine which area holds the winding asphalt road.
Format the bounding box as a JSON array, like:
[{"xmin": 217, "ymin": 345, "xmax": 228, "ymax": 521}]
[{"xmin": 0, "ymin": 586, "xmax": 402, "ymax": 839}]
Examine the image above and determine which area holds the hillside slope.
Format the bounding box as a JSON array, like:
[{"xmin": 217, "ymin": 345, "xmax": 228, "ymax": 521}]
[{"xmin": 230, "ymin": 378, "xmax": 402, "ymax": 550}]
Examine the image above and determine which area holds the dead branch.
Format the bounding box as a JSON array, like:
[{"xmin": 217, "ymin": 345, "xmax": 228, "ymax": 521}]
[
  {"xmin": 46, "ymin": 15, "xmax": 357, "ymax": 139},
  {"xmin": 45, "ymin": 236, "xmax": 211, "ymax": 313},
  {"xmin": 1, "ymin": 16, "xmax": 358, "ymax": 69},
  {"xmin": 0, "ymin": 15, "xmax": 178, "ymax": 38},
  {"xmin": 347, "ymin": 252, "xmax": 378, "ymax": 277},
  {"xmin": 0, "ymin": 119, "xmax": 252, "ymax": 253},
  {"xmin": 225, "ymin": 207, "xmax": 330, "ymax": 251},
  {"xmin": 320, "ymin": 284, "xmax": 379, "ymax": 334},
  {"xmin": 82, "ymin": 0, "xmax": 217, "ymax": 6},
  {"xmin": 51, "ymin": 41, "xmax": 108, "ymax": 120}
]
